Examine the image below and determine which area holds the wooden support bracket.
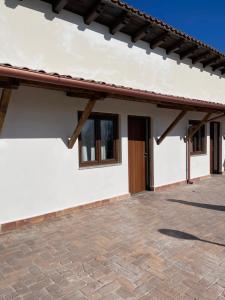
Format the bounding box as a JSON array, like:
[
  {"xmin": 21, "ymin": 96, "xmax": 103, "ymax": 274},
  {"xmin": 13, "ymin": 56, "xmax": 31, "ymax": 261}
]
[
  {"xmin": 68, "ymin": 97, "xmax": 99, "ymax": 149},
  {"xmin": 53, "ymin": 0, "xmax": 68, "ymax": 13},
  {"xmin": 184, "ymin": 112, "xmax": 211, "ymax": 143},
  {"xmin": 0, "ymin": 88, "xmax": 12, "ymax": 133},
  {"xmin": 208, "ymin": 113, "xmax": 225, "ymax": 122},
  {"xmin": 157, "ymin": 110, "xmax": 187, "ymax": 145}
]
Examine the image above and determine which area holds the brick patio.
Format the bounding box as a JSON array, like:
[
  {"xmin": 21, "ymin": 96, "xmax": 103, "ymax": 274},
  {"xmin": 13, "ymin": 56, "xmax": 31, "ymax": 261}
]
[{"xmin": 1, "ymin": 176, "xmax": 225, "ymax": 299}]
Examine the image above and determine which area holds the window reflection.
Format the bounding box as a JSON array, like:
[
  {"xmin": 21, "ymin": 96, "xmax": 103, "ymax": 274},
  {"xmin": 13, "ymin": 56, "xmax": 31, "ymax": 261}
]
[
  {"xmin": 100, "ymin": 120, "xmax": 114, "ymax": 160},
  {"xmin": 80, "ymin": 119, "xmax": 96, "ymax": 162}
]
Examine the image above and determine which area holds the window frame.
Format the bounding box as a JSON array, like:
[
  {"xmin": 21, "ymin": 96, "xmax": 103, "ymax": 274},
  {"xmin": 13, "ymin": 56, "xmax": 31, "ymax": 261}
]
[
  {"xmin": 78, "ymin": 112, "xmax": 120, "ymax": 167},
  {"xmin": 189, "ymin": 120, "xmax": 207, "ymax": 155}
]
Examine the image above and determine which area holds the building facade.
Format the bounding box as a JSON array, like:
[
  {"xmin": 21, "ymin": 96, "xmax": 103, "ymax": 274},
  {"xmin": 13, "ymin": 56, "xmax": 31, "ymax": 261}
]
[{"xmin": 0, "ymin": 0, "xmax": 225, "ymax": 230}]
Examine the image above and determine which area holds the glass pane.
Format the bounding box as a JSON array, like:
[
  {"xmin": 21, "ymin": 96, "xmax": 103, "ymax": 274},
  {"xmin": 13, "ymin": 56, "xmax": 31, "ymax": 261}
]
[
  {"xmin": 100, "ymin": 119, "xmax": 114, "ymax": 160},
  {"xmin": 80, "ymin": 119, "xmax": 96, "ymax": 162}
]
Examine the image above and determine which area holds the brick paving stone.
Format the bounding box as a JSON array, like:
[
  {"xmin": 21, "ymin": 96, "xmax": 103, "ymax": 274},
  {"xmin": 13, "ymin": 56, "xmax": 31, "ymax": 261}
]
[{"xmin": 1, "ymin": 176, "xmax": 225, "ymax": 299}]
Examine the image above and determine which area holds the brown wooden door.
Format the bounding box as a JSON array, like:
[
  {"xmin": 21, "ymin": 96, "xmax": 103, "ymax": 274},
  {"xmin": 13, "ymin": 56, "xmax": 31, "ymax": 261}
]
[
  {"xmin": 210, "ymin": 122, "xmax": 221, "ymax": 174},
  {"xmin": 128, "ymin": 116, "xmax": 149, "ymax": 194}
]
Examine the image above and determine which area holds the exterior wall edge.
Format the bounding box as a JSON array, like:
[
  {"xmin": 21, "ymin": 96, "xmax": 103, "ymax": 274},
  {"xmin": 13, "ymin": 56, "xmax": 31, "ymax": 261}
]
[{"xmin": 0, "ymin": 193, "xmax": 130, "ymax": 234}]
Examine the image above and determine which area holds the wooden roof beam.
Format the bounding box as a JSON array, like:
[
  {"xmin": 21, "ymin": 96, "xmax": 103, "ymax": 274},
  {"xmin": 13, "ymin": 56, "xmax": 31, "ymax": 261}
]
[
  {"xmin": 157, "ymin": 110, "xmax": 187, "ymax": 145},
  {"xmin": 185, "ymin": 112, "xmax": 211, "ymax": 142},
  {"xmin": 0, "ymin": 88, "xmax": 12, "ymax": 133},
  {"xmin": 53, "ymin": 0, "xmax": 68, "ymax": 13},
  {"xmin": 192, "ymin": 51, "xmax": 210, "ymax": 64},
  {"xmin": 180, "ymin": 45, "xmax": 198, "ymax": 60},
  {"xmin": 84, "ymin": 1, "xmax": 106, "ymax": 25},
  {"xmin": 166, "ymin": 39, "xmax": 184, "ymax": 55},
  {"xmin": 212, "ymin": 61, "xmax": 225, "ymax": 71},
  {"xmin": 202, "ymin": 56, "xmax": 220, "ymax": 68},
  {"xmin": 132, "ymin": 24, "xmax": 152, "ymax": 43},
  {"xmin": 0, "ymin": 79, "xmax": 19, "ymax": 89},
  {"xmin": 109, "ymin": 12, "xmax": 131, "ymax": 35},
  {"xmin": 150, "ymin": 31, "xmax": 168, "ymax": 49}
]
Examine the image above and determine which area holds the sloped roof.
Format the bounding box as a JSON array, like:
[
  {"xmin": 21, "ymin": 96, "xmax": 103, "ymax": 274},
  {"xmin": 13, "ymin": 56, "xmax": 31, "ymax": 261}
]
[{"xmin": 41, "ymin": 0, "xmax": 225, "ymax": 74}]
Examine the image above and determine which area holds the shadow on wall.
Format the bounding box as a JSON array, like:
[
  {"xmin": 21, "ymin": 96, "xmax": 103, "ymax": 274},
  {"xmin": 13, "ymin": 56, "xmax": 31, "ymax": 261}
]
[
  {"xmin": 159, "ymin": 229, "xmax": 225, "ymax": 247},
  {"xmin": 4, "ymin": 0, "xmax": 224, "ymax": 79},
  {"xmin": 0, "ymin": 87, "xmax": 128, "ymax": 146},
  {"xmin": 167, "ymin": 198, "xmax": 225, "ymax": 211},
  {"xmin": 0, "ymin": 87, "xmax": 79, "ymax": 146}
]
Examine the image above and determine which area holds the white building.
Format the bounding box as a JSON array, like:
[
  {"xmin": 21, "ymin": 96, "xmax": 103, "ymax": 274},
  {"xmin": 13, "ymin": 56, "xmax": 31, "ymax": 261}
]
[{"xmin": 0, "ymin": 0, "xmax": 225, "ymax": 231}]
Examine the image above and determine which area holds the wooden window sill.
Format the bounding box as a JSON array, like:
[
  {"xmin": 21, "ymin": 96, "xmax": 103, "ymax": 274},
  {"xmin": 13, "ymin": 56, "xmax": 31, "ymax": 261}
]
[{"xmin": 79, "ymin": 162, "xmax": 122, "ymax": 170}]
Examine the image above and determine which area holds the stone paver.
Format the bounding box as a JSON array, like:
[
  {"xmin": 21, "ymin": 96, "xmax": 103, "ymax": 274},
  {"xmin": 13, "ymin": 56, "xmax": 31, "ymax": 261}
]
[{"xmin": 1, "ymin": 176, "xmax": 225, "ymax": 299}]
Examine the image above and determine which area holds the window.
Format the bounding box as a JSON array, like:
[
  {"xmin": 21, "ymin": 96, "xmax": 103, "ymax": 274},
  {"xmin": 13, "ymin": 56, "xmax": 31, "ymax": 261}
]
[
  {"xmin": 189, "ymin": 120, "xmax": 206, "ymax": 155},
  {"xmin": 79, "ymin": 112, "xmax": 119, "ymax": 166}
]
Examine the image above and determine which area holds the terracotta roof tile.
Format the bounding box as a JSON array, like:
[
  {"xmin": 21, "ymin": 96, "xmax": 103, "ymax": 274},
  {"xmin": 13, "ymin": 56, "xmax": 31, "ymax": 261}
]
[
  {"xmin": 0, "ymin": 62, "xmax": 225, "ymax": 110},
  {"xmin": 110, "ymin": 0, "xmax": 225, "ymax": 58}
]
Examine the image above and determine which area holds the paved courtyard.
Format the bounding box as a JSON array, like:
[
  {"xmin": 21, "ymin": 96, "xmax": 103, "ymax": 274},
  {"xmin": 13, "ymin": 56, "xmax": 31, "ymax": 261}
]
[{"xmin": 1, "ymin": 176, "xmax": 225, "ymax": 299}]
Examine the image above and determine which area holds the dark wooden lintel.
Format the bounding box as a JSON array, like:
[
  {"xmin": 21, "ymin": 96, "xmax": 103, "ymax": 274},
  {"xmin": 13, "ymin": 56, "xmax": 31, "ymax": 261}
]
[
  {"xmin": 84, "ymin": 1, "xmax": 105, "ymax": 25},
  {"xmin": 192, "ymin": 51, "xmax": 210, "ymax": 64},
  {"xmin": 110, "ymin": 12, "xmax": 131, "ymax": 35},
  {"xmin": 157, "ymin": 110, "xmax": 187, "ymax": 145},
  {"xmin": 66, "ymin": 91, "xmax": 107, "ymax": 99},
  {"xmin": 166, "ymin": 39, "xmax": 184, "ymax": 55},
  {"xmin": 150, "ymin": 31, "xmax": 168, "ymax": 49},
  {"xmin": 0, "ymin": 88, "xmax": 12, "ymax": 133},
  {"xmin": 132, "ymin": 24, "xmax": 152, "ymax": 43},
  {"xmin": 180, "ymin": 45, "xmax": 198, "ymax": 60},
  {"xmin": 53, "ymin": 0, "xmax": 68, "ymax": 13}
]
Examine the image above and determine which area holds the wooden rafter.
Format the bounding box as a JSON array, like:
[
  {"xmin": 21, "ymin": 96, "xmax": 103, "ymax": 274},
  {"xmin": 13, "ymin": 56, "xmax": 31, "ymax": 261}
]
[
  {"xmin": 84, "ymin": 1, "xmax": 105, "ymax": 25},
  {"xmin": 166, "ymin": 39, "xmax": 184, "ymax": 55},
  {"xmin": 157, "ymin": 110, "xmax": 187, "ymax": 145},
  {"xmin": 110, "ymin": 12, "xmax": 131, "ymax": 35},
  {"xmin": 185, "ymin": 113, "xmax": 211, "ymax": 143},
  {"xmin": 53, "ymin": 0, "xmax": 68, "ymax": 13},
  {"xmin": 0, "ymin": 88, "xmax": 12, "ymax": 133},
  {"xmin": 180, "ymin": 45, "xmax": 198, "ymax": 60},
  {"xmin": 132, "ymin": 24, "xmax": 152, "ymax": 43},
  {"xmin": 212, "ymin": 62, "xmax": 225, "ymax": 71},
  {"xmin": 68, "ymin": 97, "xmax": 100, "ymax": 149},
  {"xmin": 150, "ymin": 32, "xmax": 168, "ymax": 49},
  {"xmin": 202, "ymin": 56, "xmax": 219, "ymax": 68},
  {"xmin": 192, "ymin": 51, "xmax": 210, "ymax": 64},
  {"xmin": 0, "ymin": 79, "xmax": 19, "ymax": 89}
]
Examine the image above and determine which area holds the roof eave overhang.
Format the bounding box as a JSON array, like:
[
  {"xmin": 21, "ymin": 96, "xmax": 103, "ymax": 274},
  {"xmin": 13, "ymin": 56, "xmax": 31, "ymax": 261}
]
[{"xmin": 0, "ymin": 64, "xmax": 225, "ymax": 112}]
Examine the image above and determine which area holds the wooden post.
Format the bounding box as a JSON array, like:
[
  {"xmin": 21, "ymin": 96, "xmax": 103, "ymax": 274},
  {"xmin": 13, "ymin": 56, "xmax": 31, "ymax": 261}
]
[
  {"xmin": 68, "ymin": 98, "xmax": 97, "ymax": 149},
  {"xmin": 0, "ymin": 88, "xmax": 12, "ymax": 133},
  {"xmin": 185, "ymin": 112, "xmax": 211, "ymax": 143},
  {"xmin": 157, "ymin": 110, "xmax": 187, "ymax": 145}
]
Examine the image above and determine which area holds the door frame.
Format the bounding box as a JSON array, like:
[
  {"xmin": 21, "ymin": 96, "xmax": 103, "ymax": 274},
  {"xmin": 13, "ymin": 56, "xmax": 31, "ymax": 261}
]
[
  {"xmin": 128, "ymin": 115, "xmax": 153, "ymax": 193},
  {"xmin": 210, "ymin": 121, "xmax": 222, "ymax": 174}
]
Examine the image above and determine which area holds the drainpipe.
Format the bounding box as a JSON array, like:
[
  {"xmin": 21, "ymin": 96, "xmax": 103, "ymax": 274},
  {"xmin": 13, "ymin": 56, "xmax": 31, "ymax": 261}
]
[{"xmin": 186, "ymin": 133, "xmax": 193, "ymax": 184}]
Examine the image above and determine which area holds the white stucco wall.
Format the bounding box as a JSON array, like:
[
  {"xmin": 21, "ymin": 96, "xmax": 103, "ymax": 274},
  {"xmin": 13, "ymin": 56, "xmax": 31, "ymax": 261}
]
[
  {"xmin": 0, "ymin": 86, "xmax": 154, "ymax": 224},
  {"xmin": 0, "ymin": 0, "xmax": 225, "ymax": 104},
  {"xmin": 0, "ymin": 86, "xmax": 221, "ymax": 224}
]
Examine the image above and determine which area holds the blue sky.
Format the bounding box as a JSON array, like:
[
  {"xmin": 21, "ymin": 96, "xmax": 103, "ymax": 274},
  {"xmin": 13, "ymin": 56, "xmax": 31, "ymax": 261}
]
[{"xmin": 125, "ymin": 0, "xmax": 225, "ymax": 53}]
